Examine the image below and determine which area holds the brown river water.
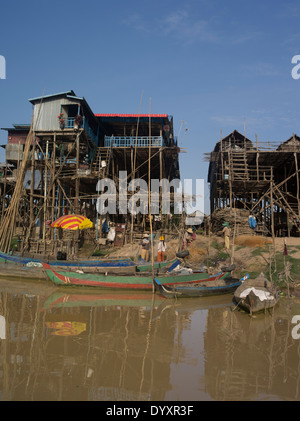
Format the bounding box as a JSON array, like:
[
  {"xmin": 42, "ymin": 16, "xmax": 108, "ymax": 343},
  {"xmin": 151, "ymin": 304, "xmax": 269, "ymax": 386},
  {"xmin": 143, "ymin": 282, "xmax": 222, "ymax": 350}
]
[{"xmin": 0, "ymin": 277, "xmax": 300, "ymax": 402}]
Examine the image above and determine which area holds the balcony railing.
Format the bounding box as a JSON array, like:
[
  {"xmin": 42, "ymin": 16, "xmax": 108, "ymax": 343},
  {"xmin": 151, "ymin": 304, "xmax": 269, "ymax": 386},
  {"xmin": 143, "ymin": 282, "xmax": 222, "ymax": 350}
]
[
  {"xmin": 104, "ymin": 135, "xmax": 163, "ymax": 147},
  {"xmin": 64, "ymin": 117, "xmax": 81, "ymax": 129},
  {"xmin": 61, "ymin": 117, "xmax": 97, "ymax": 145}
]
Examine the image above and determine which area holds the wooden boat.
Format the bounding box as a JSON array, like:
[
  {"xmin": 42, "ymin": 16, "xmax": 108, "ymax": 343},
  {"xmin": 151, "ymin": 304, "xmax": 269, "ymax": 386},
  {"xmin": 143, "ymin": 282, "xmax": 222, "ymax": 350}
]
[
  {"xmin": 0, "ymin": 262, "xmax": 46, "ymax": 280},
  {"xmin": 153, "ymin": 276, "xmax": 242, "ymax": 298},
  {"xmin": 0, "ymin": 250, "xmax": 133, "ymax": 267},
  {"xmin": 233, "ymin": 273, "xmax": 280, "ymax": 314},
  {"xmin": 0, "ymin": 250, "xmax": 180, "ymax": 278},
  {"xmin": 42, "ymin": 262, "xmax": 231, "ymax": 290}
]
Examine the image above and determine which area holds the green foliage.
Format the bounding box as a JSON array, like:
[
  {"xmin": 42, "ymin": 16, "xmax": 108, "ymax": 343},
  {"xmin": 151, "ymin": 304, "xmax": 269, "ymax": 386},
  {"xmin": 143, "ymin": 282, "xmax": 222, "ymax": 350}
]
[
  {"xmin": 211, "ymin": 240, "xmax": 223, "ymax": 251},
  {"xmin": 288, "ymin": 245, "xmax": 300, "ymax": 254},
  {"xmin": 267, "ymin": 252, "xmax": 300, "ymax": 287},
  {"xmin": 240, "ymin": 270, "xmax": 261, "ymax": 280},
  {"xmin": 218, "ymin": 251, "xmax": 230, "ymax": 261},
  {"xmin": 10, "ymin": 237, "xmax": 18, "ymax": 251},
  {"xmin": 251, "ymin": 246, "xmax": 268, "ymax": 256},
  {"xmin": 242, "ymin": 248, "xmax": 300, "ymax": 289},
  {"xmin": 91, "ymin": 247, "xmax": 121, "ymax": 257},
  {"xmin": 92, "ymin": 248, "xmax": 110, "ymax": 256}
]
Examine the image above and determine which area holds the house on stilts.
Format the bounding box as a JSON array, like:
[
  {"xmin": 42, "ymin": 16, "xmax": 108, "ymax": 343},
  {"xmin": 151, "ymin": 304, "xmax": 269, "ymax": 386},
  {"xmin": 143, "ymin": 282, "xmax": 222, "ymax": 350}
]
[
  {"xmin": 0, "ymin": 91, "xmax": 181, "ymax": 256},
  {"xmin": 206, "ymin": 130, "xmax": 300, "ymax": 237}
]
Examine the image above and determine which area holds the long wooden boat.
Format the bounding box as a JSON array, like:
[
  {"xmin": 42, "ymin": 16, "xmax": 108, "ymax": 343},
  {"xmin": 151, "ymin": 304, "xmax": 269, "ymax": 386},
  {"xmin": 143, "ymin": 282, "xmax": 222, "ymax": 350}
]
[
  {"xmin": 0, "ymin": 250, "xmax": 180, "ymax": 278},
  {"xmin": 42, "ymin": 262, "xmax": 230, "ymax": 290},
  {"xmin": 153, "ymin": 276, "xmax": 242, "ymax": 298},
  {"xmin": 0, "ymin": 251, "xmax": 133, "ymax": 267},
  {"xmin": 0, "ymin": 250, "xmax": 178, "ymax": 268},
  {"xmin": 233, "ymin": 274, "xmax": 279, "ymax": 314},
  {"xmin": 0, "ymin": 262, "xmax": 46, "ymax": 280}
]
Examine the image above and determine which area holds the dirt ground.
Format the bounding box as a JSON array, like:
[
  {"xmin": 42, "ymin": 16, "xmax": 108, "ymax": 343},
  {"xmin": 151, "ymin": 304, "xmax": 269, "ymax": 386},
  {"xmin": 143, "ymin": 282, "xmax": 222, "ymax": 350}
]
[{"xmin": 91, "ymin": 233, "xmax": 300, "ymax": 281}]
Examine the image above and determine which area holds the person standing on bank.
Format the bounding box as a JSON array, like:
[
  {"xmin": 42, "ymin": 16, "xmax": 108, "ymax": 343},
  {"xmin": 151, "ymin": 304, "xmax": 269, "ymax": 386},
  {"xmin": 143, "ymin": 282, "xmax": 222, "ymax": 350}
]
[
  {"xmin": 157, "ymin": 236, "xmax": 167, "ymax": 262},
  {"xmin": 222, "ymin": 222, "xmax": 231, "ymax": 250},
  {"xmin": 183, "ymin": 228, "xmax": 193, "ymax": 249},
  {"xmin": 140, "ymin": 234, "xmax": 150, "ymax": 262}
]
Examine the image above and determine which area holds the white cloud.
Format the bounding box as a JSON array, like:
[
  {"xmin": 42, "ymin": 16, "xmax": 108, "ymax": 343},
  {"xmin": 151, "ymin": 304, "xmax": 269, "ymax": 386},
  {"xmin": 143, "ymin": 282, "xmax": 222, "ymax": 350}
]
[
  {"xmin": 231, "ymin": 31, "xmax": 261, "ymax": 45},
  {"xmin": 210, "ymin": 115, "xmax": 245, "ymax": 127},
  {"xmin": 123, "ymin": 8, "xmax": 266, "ymax": 47},
  {"xmin": 158, "ymin": 10, "xmax": 218, "ymax": 43},
  {"xmin": 244, "ymin": 63, "xmax": 280, "ymax": 77},
  {"xmin": 122, "ymin": 13, "xmax": 152, "ymax": 35},
  {"xmin": 123, "ymin": 9, "xmax": 219, "ymax": 44}
]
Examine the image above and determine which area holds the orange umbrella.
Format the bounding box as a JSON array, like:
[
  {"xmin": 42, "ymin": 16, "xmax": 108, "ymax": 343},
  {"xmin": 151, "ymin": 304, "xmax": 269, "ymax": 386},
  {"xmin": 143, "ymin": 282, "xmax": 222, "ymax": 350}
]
[{"xmin": 51, "ymin": 214, "xmax": 93, "ymax": 230}]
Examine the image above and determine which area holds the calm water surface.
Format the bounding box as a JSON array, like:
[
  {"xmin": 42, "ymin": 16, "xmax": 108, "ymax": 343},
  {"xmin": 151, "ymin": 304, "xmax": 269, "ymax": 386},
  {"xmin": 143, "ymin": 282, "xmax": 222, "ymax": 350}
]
[{"xmin": 0, "ymin": 277, "xmax": 300, "ymax": 401}]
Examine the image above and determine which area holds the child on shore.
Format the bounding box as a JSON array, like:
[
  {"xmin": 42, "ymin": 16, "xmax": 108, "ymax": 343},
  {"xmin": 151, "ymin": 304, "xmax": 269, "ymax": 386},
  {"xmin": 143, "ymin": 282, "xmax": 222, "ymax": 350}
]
[{"xmin": 157, "ymin": 236, "xmax": 167, "ymax": 262}]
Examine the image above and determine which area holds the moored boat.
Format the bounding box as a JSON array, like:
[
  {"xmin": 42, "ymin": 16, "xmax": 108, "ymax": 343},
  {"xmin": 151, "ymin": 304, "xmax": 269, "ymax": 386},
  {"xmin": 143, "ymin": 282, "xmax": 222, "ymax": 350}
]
[
  {"xmin": 153, "ymin": 276, "xmax": 242, "ymax": 298},
  {"xmin": 42, "ymin": 262, "xmax": 231, "ymax": 290},
  {"xmin": 0, "ymin": 250, "xmax": 180, "ymax": 278},
  {"xmin": 0, "ymin": 250, "xmax": 133, "ymax": 267},
  {"xmin": 233, "ymin": 273, "xmax": 279, "ymax": 314}
]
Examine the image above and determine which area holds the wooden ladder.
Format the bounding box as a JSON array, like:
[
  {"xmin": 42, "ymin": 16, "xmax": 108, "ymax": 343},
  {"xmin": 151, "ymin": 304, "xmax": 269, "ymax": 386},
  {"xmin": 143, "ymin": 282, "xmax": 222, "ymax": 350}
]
[
  {"xmin": 91, "ymin": 147, "xmax": 111, "ymax": 178},
  {"xmin": 230, "ymin": 150, "xmax": 249, "ymax": 181}
]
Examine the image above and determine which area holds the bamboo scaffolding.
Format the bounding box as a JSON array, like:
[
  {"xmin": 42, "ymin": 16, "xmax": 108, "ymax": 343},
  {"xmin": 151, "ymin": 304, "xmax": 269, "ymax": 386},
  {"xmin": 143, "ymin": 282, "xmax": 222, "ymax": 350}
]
[
  {"xmin": 21, "ymin": 134, "xmax": 79, "ymax": 252},
  {"xmin": 0, "ymin": 94, "xmax": 44, "ymax": 252}
]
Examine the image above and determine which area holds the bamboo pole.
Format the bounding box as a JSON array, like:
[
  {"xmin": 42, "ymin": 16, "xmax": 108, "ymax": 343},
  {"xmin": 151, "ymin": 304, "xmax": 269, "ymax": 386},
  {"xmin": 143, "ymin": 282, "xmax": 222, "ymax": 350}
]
[
  {"xmin": 208, "ymin": 216, "xmax": 211, "ymax": 258},
  {"xmin": 0, "ymin": 94, "xmax": 43, "ymax": 253},
  {"xmin": 51, "ymin": 135, "xmax": 56, "ymax": 240},
  {"xmin": 220, "ymin": 129, "xmax": 224, "ymax": 180},
  {"xmin": 295, "ymin": 152, "xmax": 300, "ymax": 217},
  {"xmin": 22, "ymin": 137, "xmax": 75, "ymax": 251},
  {"xmin": 231, "ymin": 205, "xmax": 237, "ymax": 265},
  {"xmin": 270, "ymin": 168, "xmax": 276, "ymax": 273},
  {"xmin": 228, "ymin": 140, "xmax": 232, "ymax": 208},
  {"xmin": 130, "ymin": 91, "xmax": 143, "ymax": 245},
  {"xmin": 42, "ymin": 140, "xmax": 49, "ymax": 241},
  {"xmin": 75, "ymin": 133, "xmax": 80, "ymax": 214},
  {"xmin": 29, "ymin": 137, "xmax": 35, "ymax": 234},
  {"xmin": 148, "ymin": 99, "xmax": 154, "ymax": 281},
  {"xmin": 251, "ymin": 168, "xmax": 300, "ymax": 214},
  {"xmin": 256, "ymin": 134, "xmax": 259, "ymax": 181}
]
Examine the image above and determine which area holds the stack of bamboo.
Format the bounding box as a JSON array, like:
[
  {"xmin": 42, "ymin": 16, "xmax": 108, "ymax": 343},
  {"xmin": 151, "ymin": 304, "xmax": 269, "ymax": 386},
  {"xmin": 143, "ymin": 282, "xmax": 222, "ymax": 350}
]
[
  {"xmin": 211, "ymin": 208, "xmax": 253, "ymax": 236},
  {"xmin": 0, "ymin": 127, "xmax": 33, "ymax": 252}
]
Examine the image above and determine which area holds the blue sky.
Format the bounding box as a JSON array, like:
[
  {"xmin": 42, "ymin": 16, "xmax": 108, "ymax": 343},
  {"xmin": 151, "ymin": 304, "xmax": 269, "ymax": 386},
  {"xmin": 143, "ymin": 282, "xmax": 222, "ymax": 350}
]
[{"xmin": 1, "ymin": 0, "xmax": 300, "ymax": 213}]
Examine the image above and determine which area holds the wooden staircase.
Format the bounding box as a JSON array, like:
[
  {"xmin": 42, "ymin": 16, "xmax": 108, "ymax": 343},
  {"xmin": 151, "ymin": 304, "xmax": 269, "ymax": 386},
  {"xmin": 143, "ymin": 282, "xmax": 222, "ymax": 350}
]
[
  {"xmin": 91, "ymin": 147, "xmax": 111, "ymax": 178},
  {"xmin": 230, "ymin": 150, "xmax": 249, "ymax": 181}
]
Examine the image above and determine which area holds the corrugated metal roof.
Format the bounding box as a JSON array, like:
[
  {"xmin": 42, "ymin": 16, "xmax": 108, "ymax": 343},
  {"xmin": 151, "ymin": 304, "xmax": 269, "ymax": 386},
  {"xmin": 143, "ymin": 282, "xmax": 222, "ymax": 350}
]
[
  {"xmin": 28, "ymin": 91, "xmax": 76, "ymax": 103},
  {"xmin": 95, "ymin": 114, "xmax": 168, "ymax": 118},
  {"xmin": 1, "ymin": 124, "xmax": 30, "ymax": 131}
]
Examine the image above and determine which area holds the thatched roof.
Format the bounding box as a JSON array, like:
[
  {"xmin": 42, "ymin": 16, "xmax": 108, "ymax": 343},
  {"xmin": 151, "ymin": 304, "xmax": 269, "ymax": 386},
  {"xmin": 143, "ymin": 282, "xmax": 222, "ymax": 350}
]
[
  {"xmin": 276, "ymin": 134, "xmax": 300, "ymax": 151},
  {"xmin": 212, "ymin": 130, "xmax": 254, "ymax": 153}
]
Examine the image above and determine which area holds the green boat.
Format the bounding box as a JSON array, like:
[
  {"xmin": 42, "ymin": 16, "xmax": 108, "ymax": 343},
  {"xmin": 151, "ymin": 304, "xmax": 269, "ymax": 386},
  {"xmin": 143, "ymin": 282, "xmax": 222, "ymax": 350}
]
[{"xmin": 42, "ymin": 262, "xmax": 230, "ymax": 291}]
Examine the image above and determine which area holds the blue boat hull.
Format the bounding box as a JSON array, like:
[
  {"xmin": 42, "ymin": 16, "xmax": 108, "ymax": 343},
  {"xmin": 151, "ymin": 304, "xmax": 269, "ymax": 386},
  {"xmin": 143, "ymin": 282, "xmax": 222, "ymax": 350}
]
[{"xmin": 153, "ymin": 277, "xmax": 242, "ymax": 298}]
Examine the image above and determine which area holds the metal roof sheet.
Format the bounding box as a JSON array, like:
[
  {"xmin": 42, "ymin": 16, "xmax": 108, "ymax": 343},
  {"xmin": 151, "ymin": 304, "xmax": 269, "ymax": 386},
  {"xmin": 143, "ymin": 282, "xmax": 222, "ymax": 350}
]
[
  {"xmin": 95, "ymin": 114, "xmax": 168, "ymax": 118},
  {"xmin": 28, "ymin": 90, "xmax": 76, "ymax": 103}
]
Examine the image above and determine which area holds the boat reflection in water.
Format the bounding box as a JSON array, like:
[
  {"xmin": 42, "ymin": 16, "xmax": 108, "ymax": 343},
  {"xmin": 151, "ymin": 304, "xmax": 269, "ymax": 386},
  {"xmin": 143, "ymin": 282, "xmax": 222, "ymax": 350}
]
[
  {"xmin": 45, "ymin": 321, "xmax": 87, "ymax": 336},
  {"xmin": 0, "ymin": 281, "xmax": 300, "ymax": 401}
]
